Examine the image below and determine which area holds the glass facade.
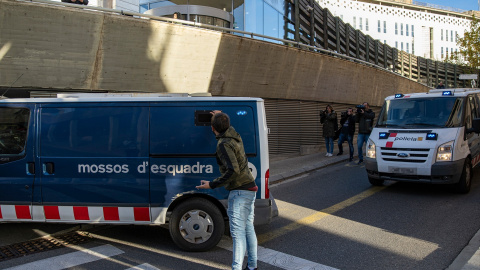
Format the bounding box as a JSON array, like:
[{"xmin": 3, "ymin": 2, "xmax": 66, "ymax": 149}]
[{"xmin": 141, "ymin": 0, "xmax": 292, "ymax": 42}]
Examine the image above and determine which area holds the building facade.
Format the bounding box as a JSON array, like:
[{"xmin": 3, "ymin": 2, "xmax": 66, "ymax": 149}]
[
  {"xmin": 137, "ymin": 0, "xmax": 476, "ymax": 61},
  {"xmin": 317, "ymin": 0, "xmax": 474, "ymax": 61}
]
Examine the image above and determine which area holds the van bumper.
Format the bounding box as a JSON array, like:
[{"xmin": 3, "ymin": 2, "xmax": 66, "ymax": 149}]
[
  {"xmin": 365, "ymin": 158, "xmax": 465, "ymax": 184},
  {"xmin": 254, "ymin": 194, "xmax": 279, "ymax": 225}
]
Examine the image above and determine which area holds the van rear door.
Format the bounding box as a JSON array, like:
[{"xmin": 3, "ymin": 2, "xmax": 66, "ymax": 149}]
[{"xmin": 0, "ymin": 104, "xmax": 36, "ymax": 220}]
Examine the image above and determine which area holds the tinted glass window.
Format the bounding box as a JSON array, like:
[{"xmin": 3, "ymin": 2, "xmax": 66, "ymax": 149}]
[
  {"xmin": 0, "ymin": 108, "xmax": 30, "ymax": 155},
  {"xmin": 40, "ymin": 107, "xmax": 148, "ymax": 157},
  {"xmin": 377, "ymin": 97, "xmax": 464, "ymax": 128},
  {"xmin": 150, "ymin": 106, "xmax": 256, "ymax": 155}
]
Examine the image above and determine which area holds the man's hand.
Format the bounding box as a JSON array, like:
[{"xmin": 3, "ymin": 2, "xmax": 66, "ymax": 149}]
[{"xmin": 196, "ymin": 180, "xmax": 211, "ymax": 189}]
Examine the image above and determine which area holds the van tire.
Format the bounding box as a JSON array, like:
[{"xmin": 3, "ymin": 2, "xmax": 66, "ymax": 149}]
[
  {"xmin": 454, "ymin": 158, "xmax": 472, "ymax": 194},
  {"xmin": 368, "ymin": 177, "xmax": 384, "ymax": 186},
  {"xmin": 169, "ymin": 198, "xmax": 224, "ymax": 252}
]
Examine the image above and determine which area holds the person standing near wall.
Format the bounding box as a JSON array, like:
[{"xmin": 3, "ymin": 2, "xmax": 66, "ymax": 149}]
[
  {"xmin": 355, "ymin": 102, "xmax": 375, "ymax": 165},
  {"xmin": 337, "ymin": 107, "xmax": 356, "ymax": 161},
  {"xmin": 320, "ymin": 105, "xmax": 338, "ymax": 157}
]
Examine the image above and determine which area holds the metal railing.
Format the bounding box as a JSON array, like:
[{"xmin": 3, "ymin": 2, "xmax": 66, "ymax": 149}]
[{"xmin": 20, "ymin": 0, "xmax": 426, "ymax": 87}]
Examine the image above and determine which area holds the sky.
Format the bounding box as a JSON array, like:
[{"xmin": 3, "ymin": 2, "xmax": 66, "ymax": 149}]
[{"xmin": 422, "ymin": 0, "xmax": 479, "ymax": 11}]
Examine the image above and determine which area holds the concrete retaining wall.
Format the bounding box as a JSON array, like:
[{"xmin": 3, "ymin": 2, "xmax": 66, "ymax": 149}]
[{"xmin": 0, "ymin": 0, "xmax": 430, "ymax": 106}]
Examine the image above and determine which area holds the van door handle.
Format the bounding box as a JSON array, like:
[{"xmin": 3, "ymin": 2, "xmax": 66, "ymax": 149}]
[
  {"xmin": 26, "ymin": 162, "xmax": 35, "ymax": 175},
  {"xmin": 43, "ymin": 162, "xmax": 55, "ymax": 175}
]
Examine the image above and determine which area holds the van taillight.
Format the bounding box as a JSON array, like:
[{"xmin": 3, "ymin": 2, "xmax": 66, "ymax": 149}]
[{"xmin": 265, "ymin": 169, "xmax": 270, "ymax": 199}]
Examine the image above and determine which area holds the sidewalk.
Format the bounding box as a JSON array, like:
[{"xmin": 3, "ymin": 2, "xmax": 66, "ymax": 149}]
[
  {"xmin": 269, "ymin": 152, "xmax": 350, "ymax": 183},
  {"xmin": 269, "ymin": 152, "xmax": 480, "ymax": 270}
]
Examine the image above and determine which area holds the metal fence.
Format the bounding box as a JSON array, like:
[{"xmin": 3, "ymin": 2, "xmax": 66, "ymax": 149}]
[{"xmin": 292, "ymin": 0, "xmax": 472, "ymax": 89}]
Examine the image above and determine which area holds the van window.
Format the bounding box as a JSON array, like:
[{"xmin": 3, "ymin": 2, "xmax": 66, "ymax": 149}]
[
  {"xmin": 466, "ymin": 96, "xmax": 478, "ymax": 131},
  {"xmin": 195, "ymin": 110, "xmax": 213, "ymax": 126},
  {"xmin": 150, "ymin": 106, "xmax": 256, "ymax": 155},
  {"xmin": 377, "ymin": 97, "xmax": 464, "ymax": 128},
  {"xmin": 0, "ymin": 108, "xmax": 29, "ymax": 155},
  {"xmin": 40, "ymin": 107, "xmax": 148, "ymax": 157}
]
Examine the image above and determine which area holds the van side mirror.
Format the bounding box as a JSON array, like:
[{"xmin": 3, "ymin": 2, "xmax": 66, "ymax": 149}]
[{"xmin": 469, "ymin": 118, "xmax": 480, "ymax": 134}]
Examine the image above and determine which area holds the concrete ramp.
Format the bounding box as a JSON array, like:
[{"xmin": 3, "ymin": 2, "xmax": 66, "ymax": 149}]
[{"xmin": 0, "ymin": 0, "xmax": 429, "ymax": 106}]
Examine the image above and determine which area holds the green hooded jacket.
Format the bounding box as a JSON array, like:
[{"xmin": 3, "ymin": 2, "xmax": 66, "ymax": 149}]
[{"xmin": 209, "ymin": 126, "xmax": 255, "ymax": 191}]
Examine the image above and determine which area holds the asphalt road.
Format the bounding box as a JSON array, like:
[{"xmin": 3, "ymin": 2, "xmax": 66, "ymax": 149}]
[{"xmin": 1, "ymin": 161, "xmax": 480, "ymax": 269}]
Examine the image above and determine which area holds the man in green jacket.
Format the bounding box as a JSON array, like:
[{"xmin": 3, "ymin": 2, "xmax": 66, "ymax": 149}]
[{"xmin": 196, "ymin": 111, "xmax": 258, "ymax": 270}]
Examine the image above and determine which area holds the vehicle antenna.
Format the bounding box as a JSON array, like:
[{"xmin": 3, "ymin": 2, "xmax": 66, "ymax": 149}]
[{"xmin": 1, "ymin": 73, "xmax": 24, "ymax": 99}]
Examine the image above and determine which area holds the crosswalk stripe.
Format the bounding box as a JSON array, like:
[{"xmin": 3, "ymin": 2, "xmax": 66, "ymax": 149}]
[
  {"xmin": 125, "ymin": 263, "xmax": 160, "ymax": 270},
  {"xmin": 5, "ymin": 244, "xmax": 124, "ymax": 270},
  {"xmin": 218, "ymin": 238, "xmax": 339, "ymax": 270}
]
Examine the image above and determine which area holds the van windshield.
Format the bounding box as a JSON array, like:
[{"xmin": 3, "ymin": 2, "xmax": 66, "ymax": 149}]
[
  {"xmin": 0, "ymin": 108, "xmax": 30, "ymax": 155},
  {"xmin": 377, "ymin": 97, "xmax": 464, "ymax": 128}
]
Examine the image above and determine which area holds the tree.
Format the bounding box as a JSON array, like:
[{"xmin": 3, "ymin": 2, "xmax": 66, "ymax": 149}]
[{"xmin": 454, "ymin": 15, "xmax": 480, "ymax": 74}]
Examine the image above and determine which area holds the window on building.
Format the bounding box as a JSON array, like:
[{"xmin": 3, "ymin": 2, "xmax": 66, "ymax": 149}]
[
  {"xmin": 412, "ymin": 43, "xmax": 415, "ymax": 54},
  {"xmin": 412, "ymin": 25, "xmax": 414, "ymax": 37},
  {"xmin": 451, "ymin": 30, "xmax": 453, "ymax": 42},
  {"xmin": 384, "ymin": 21, "xmax": 386, "ymax": 33},
  {"xmin": 353, "ymin": 17, "xmax": 356, "ymax": 28},
  {"xmin": 366, "ymin": 18, "xmax": 369, "ymax": 31},
  {"xmin": 441, "ymin": 47, "xmax": 444, "ymax": 58},
  {"xmin": 378, "ymin": 20, "xmax": 381, "ymax": 33},
  {"xmin": 140, "ymin": 4, "xmax": 148, "ymax": 13},
  {"xmin": 406, "ymin": 24, "xmax": 409, "ymax": 36},
  {"xmin": 430, "ymin": 27, "xmax": 434, "ymax": 59},
  {"xmin": 441, "ymin": 29, "xmax": 443, "ymax": 41},
  {"xmin": 406, "ymin": 43, "xmax": 409, "ymax": 53},
  {"xmin": 360, "ymin": 17, "xmax": 363, "ymax": 30},
  {"xmin": 395, "ymin": 23, "xmax": 398, "ymax": 35},
  {"xmin": 401, "ymin": 23, "xmax": 403, "ymax": 35},
  {"xmin": 401, "ymin": 42, "xmax": 403, "ymax": 51},
  {"xmin": 395, "ymin": 41, "xmax": 398, "ymax": 48},
  {"xmin": 446, "ymin": 29, "xmax": 448, "ymax": 41},
  {"xmin": 455, "ymin": 31, "xmax": 458, "ymax": 42}
]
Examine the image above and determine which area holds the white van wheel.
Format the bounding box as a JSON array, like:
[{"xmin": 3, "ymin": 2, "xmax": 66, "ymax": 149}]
[
  {"xmin": 454, "ymin": 158, "xmax": 472, "ymax": 194},
  {"xmin": 169, "ymin": 198, "xmax": 224, "ymax": 251}
]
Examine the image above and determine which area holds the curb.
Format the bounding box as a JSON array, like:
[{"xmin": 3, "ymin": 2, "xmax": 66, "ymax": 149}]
[
  {"xmin": 270, "ymin": 156, "xmax": 350, "ymax": 184},
  {"xmin": 447, "ymin": 228, "xmax": 480, "ymax": 270}
]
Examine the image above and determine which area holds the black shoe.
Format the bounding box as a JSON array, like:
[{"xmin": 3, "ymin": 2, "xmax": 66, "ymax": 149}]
[
  {"xmin": 337, "ymin": 152, "xmax": 343, "ymax": 156},
  {"xmin": 357, "ymin": 160, "xmax": 363, "ymax": 165},
  {"xmin": 243, "ymin": 267, "xmax": 257, "ymax": 270},
  {"xmin": 349, "ymin": 157, "xmax": 353, "ymax": 162}
]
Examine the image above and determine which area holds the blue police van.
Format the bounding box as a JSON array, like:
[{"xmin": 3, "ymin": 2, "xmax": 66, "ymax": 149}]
[{"xmin": 0, "ymin": 93, "xmax": 277, "ymax": 251}]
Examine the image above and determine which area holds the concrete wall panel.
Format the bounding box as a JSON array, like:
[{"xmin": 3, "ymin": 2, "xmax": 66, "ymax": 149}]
[{"xmin": 0, "ymin": 0, "xmax": 429, "ymax": 106}]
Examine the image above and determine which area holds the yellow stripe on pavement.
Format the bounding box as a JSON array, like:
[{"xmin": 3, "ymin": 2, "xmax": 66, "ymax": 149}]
[{"xmin": 257, "ymin": 185, "xmax": 387, "ymax": 244}]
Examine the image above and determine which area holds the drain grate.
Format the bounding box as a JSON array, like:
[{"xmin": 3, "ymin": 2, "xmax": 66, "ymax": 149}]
[{"xmin": 0, "ymin": 231, "xmax": 93, "ymax": 262}]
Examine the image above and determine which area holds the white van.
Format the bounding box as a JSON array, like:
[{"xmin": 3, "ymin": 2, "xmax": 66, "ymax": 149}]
[
  {"xmin": 365, "ymin": 88, "xmax": 480, "ymax": 193},
  {"xmin": 0, "ymin": 93, "xmax": 277, "ymax": 251}
]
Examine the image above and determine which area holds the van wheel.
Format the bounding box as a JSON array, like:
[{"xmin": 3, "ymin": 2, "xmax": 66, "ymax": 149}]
[
  {"xmin": 368, "ymin": 177, "xmax": 384, "ymax": 186},
  {"xmin": 169, "ymin": 198, "xmax": 224, "ymax": 252},
  {"xmin": 454, "ymin": 158, "xmax": 472, "ymax": 194}
]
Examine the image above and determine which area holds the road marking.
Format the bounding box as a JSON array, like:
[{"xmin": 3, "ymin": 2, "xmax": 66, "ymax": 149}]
[
  {"xmin": 218, "ymin": 238, "xmax": 339, "ymax": 270},
  {"xmin": 126, "ymin": 263, "xmax": 160, "ymax": 270},
  {"xmin": 258, "ymin": 186, "xmax": 387, "ymax": 244},
  {"xmin": 5, "ymin": 244, "xmax": 124, "ymax": 270}
]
